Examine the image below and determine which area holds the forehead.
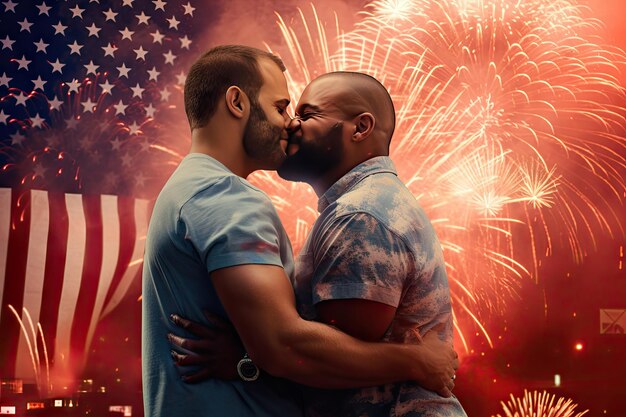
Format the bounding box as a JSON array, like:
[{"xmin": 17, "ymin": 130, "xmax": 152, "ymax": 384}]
[
  {"xmin": 297, "ymin": 77, "xmax": 356, "ymax": 113},
  {"xmin": 298, "ymin": 78, "xmax": 340, "ymax": 108},
  {"xmin": 257, "ymin": 57, "xmax": 289, "ymax": 101}
]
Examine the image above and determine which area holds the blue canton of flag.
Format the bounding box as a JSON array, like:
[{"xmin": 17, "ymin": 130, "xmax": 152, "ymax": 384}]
[
  {"xmin": 0, "ymin": 0, "xmax": 210, "ymax": 384},
  {"xmin": 0, "ymin": 0, "xmax": 202, "ymax": 196}
]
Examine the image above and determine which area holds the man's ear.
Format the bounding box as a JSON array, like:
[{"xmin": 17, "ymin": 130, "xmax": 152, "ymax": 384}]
[
  {"xmin": 352, "ymin": 112, "xmax": 375, "ymax": 142},
  {"xmin": 225, "ymin": 86, "xmax": 248, "ymax": 119}
]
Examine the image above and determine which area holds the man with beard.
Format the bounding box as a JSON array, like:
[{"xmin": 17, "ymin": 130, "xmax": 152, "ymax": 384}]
[
  {"xmin": 278, "ymin": 72, "xmax": 467, "ymax": 416},
  {"xmin": 142, "ymin": 46, "xmax": 458, "ymax": 417}
]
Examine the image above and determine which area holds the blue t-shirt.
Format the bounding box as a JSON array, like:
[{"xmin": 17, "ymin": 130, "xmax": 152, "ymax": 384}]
[
  {"xmin": 142, "ymin": 153, "xmax": 302, "ymax": 417},
  {"xmin": 294, "ymin": 156, "xmax": 467, "ymax": 417}
]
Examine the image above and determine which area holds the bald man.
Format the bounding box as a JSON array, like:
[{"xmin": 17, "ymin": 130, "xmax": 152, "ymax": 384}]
[
  {"xmin": 169, "ymin": 71, "xmax": 466, "ymax": 416},
  {"xmin": 277, "ymin": 72, "xmax": 467, "ymax": 416}
]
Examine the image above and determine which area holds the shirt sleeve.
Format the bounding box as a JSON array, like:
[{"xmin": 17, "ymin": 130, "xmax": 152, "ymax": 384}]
[
  {"xmin": 310, "ymin": 212, "xmax": 414, "ymax": 308},
  {"xmin": 178, "ymin": 176, "xmax": 285, "ymax": 273}
]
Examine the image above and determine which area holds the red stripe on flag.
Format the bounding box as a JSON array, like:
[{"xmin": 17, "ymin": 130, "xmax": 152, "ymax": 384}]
[
  {"xmin": 38, "ymin": 191, "xmax": 69, "ymax": 364},
  {"xmin": 0, "ymin": 190, "xmax": 31, "ymax": 377},
  {"xmin": 69, "ymin": 194, "xmax": 103, "ymax": 366}
]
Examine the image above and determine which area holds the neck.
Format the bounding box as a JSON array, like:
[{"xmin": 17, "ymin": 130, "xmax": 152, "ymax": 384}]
[
  {"xmin": 189, "ymin": 126, "xmax": 256, "ymax": 178},
  {"xmin": 309, "ymin": 153, "xmax": 383, "ymax": 197},
  {"xmin": 309, "ymin": 163, "xmax": 353, "ymax": 198}
]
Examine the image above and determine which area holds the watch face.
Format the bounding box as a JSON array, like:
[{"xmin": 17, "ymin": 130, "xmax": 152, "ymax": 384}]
[{"xmin": 238, "ymin": 358, "xmax": 260, "ymax": 381}]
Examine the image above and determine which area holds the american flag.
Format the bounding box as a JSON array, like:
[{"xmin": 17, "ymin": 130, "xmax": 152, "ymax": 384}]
[{"xmin": 0, "ymin": 0, "xmax": 203, "ymax": 384}]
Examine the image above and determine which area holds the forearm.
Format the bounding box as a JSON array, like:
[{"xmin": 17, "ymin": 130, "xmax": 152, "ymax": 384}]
[
  {"xmin": 248, "ymin": 318, "xmax": 422, "ymax": 389},
  {"xmin": 210, "ymin": 264, "xmax": 434, "ymax": 389}
]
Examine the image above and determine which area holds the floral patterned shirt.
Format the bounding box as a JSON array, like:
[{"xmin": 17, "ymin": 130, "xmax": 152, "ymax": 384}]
[{"xmin": 294, "ymin": 156, "xmax": 467, "ymax": 417}]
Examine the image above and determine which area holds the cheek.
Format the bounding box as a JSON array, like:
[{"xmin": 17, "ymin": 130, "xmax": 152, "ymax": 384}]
[
  {"xmin": 267, "ymin": 112, "xmax": 287, "ymax": 128},
  {"xmin": 300, "ymin": 121, "xmax": 324, "ymax": 139}
]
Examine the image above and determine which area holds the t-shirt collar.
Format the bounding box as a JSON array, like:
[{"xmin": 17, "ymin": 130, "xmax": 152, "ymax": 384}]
[{"xmin": 318, "ymin": 156, "xmax": 397, "ymax": 212}]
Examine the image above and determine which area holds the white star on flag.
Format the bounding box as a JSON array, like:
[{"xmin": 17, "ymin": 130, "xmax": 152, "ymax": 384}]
[
  {"xmin": 1, "ymin": 35, "xmax": 14, "ymax": 50},
  {"xmin": 120, "ymin": 27, "xmax": 135, "ymax": 40},
  {"xmin": 36, "ymin": 2, "xmax": 51, "ymax": 15},
  {"xmin": 52, "ymin": 21, "xmax": 67, "ymax": 35},
  {"xmin": 66, "ymin": 79, "xmax": 81, "ymax": 93},
  {"xmin": 3, "ymin": 0, "xmax": 17, "ymax": 12},
  {"xmin": 30, "ymin": 113, "xmax": 45, "ymax": 128},
  {"xmin": 150, "ymin": 30, "xmax": 164, "ymax": 44},
  {"xmin": 0, "ymin": 109, "xmax": 9, "ymax": 124},
  {"xmin": 34, "ymin": 39, "xmax": 49, "ymax": 53},
  {"xmin": 13, "ymin": 92, "xmax": 29, "ymax": 106},
  {"xmin": 145, "ymin": 103, "xmax": 156, "ymax": 117},
  {"xmin": 134, "ymin": 46, "xmax": 148, "ymax": 60},
  {"xmin": 183, "ymin": 2, "xmax": 195, "ymax": 15},
  {"xmin": 49, "ymin": 97, "xmax": 63, "ymax": 110},
  {"xmin": 49, "ymin": 58, "xmax": 64, "ymax": 73},
  {"xmin": 153, "ymin": 0, "xmax": 166, "ymax": 11},
  {"xmin": 15, "ymin": 55, "xmax": 31, "ymax": 70},
  {"xmin": 32, "ymin": 76, "xmax": 46, "ymax": 90},
  {"xmin": 131, "ymin": 83, "xmax": 145, "ymax": 98},
  {"xmin": 69, "ymin": 40, "xmax": 83, "ymax": 55},
  {"xmin": 103, "ymin": 8, "xmax": 117, "ymax": 21},
  {"xmin": 136, "ymin": 11, "xmax": 150, "ymax": 24},
  {"xmin": 82, "ymin": 98, "xmax": 97, "ymax": 113},
  {"xmin": 180, "ymin": 35, "xmax": 192, "ymax": 49},
  {"xmin": 100, "ymin": 80, "xmax": 114, "ymax": 94},
  {"xmin": 86, "ymin": 23, "xmax": 101, "ymax": 37},
  {"xmin": 70, "ymin": 4, "xmax": 84, "ymax": 18},
  {"xmin": 128, "ymin": 121, "xmax": 142, "ymax": 135},
  {"xmin": 163, "ymin": 50, "xmax": 176, "ymax": 65},
  {"xmin": 102, "ymin": 42, "xmax": 117, "ymax": 57},
  {"xmin": 114, "ymin": 100, "xmax": 128, "ymax": 115},
  {"xmin": 18, "ymin": 18, "xmax": 33, "ymax": 32},
  {"xmin": 10, "ymin": 132, "xmax": 25, "ymax": 145},
  {"xmin": 84, "ymin": 60, "xmax": 99, "ymax": 75},
  {"xmin": 0, "ymin": 72, "xmax": 11, "ymax": 86},
  {"xmin": 167, "ymin": 15, "xmax": 179, "ymax": 30},
  {"xmin": 117, "ymin": 63, "xmax": 131, "ymax": 78},
  {"xmin": 147, "ymin": 67, "xmax": 160, "ymax": 81}
]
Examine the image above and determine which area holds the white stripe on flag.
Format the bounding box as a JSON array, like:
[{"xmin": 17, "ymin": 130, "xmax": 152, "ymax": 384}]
[
  {"xmin": 54, "ymin": 193, "xmax": 86, "ymax": 375},
  {"xmin": 0, "ymin": 188, "xmax": 11, "ymax": 311},
  {"xmin": 84, "ymin": 195, "xmax": 120, "ymax": 363},
  {"xmin": 15, "ymin": 190, "xmax": 50, "ymax": 379},
  {"xmin": 100, "ymin": 198, "xmax": 149, "ymax": 318}
]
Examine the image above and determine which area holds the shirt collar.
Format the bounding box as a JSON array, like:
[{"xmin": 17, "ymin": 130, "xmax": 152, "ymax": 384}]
[{"xmin": 318, "ymin": 156, "xmax": 398, "ymax": 212}]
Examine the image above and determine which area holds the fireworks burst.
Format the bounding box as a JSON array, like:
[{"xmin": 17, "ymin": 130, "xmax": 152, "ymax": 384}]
[
  {"xmin": 8, "ymin": 305, "xmax": 51, "ymax": 397},
  {"xmin": 494, "ymin": 390, "xmax": 589, "ymax": 417},
  {"xmin": 258, "ymin": 0, "xmax": 626, "ymax": 349},
  {"xmin": 1, "ymin": 75, "xmax": 179, "ymax": 197}
]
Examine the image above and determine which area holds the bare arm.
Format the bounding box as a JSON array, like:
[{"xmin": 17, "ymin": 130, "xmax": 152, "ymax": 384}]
[{"xmin": 209, "ymin": 263, "xmax": 456, "ymax": 391}]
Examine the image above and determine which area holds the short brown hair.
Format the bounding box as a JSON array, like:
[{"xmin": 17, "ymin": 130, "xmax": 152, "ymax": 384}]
[{"xmin": 184, "ymin": 45, "xmax": 286, "ymax": 130}]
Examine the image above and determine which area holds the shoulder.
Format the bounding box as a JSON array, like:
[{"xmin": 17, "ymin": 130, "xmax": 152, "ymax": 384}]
[
  {"xmin": 181, "ymin": 175, "xmax": 277, "ymax": 221},
  {"xmin": 333, "ymin": 173, "xmax": 417, "ymax": 228}
]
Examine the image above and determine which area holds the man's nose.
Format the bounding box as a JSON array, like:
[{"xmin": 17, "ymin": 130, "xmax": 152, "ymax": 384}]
[{"xmin": 286, "ymin": 117, "xmax": 301, "ymax": 133}]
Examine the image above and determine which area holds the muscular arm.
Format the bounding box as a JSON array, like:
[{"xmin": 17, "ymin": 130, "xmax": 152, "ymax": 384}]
[{"xmin": 212, "ymin": 263, "xmax": 449, "ymax": 389}]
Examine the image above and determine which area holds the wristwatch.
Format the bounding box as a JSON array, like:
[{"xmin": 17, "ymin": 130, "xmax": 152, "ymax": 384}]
[{"xmin": 237, "ymin": 353, "xmax": 260, "ymax": 382}]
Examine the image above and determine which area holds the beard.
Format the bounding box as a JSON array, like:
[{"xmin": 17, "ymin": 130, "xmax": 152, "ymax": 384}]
[
  {"xmin": 242, "ymin": 100, "xmax": 285, "ymax": 169},
  {"xmin": 278, "ymin": 121, "xmax": 344, "ymax": 183}
]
